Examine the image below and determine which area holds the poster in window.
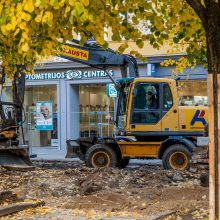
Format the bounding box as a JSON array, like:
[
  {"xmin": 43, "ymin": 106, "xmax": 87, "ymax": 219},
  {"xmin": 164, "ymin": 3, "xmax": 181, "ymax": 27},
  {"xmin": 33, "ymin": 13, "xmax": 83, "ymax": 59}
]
[{"xmin": 35, "ymin": 101, "xmax": 53, "ymax": 130}]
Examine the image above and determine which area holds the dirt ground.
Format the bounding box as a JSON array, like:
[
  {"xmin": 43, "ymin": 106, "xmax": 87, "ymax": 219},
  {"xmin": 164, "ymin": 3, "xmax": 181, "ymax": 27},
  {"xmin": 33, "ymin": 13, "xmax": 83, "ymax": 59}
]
[{"xmin": 0, "ymin": 160, "xmax": 208, "ymax": 219}]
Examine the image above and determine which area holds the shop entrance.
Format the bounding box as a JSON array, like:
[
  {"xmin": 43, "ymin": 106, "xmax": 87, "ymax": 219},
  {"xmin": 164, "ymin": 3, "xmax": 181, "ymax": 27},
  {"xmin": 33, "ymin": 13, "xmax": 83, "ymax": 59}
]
[
  {"xmin": 79, "ymin": 85, "xmax": 114, "ymax": 137},
  {"xmin": 24, "ymin": 85, "xmax": 58, "ymax": 148},
  {"xmin": 2, "ymin": 84, "xmax": 59, "ymax": 150}
]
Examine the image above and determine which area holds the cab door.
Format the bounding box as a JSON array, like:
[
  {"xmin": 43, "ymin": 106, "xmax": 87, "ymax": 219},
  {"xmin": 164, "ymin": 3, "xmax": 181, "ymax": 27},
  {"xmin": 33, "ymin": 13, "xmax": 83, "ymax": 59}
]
[
  {"xmin": 128, "ymin": 82, "xmax": 162, "ymax": 132},
  {"xmin": 161, "ymin": 82, "xmax": 178, "ymax": 131}
]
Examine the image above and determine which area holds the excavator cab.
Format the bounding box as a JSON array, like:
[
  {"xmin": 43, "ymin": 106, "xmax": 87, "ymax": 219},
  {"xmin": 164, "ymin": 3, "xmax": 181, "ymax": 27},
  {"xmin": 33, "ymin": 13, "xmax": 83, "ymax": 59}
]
[{"xmin": 0, "ymin": 69, "xmax": 33, "ymax": 169}]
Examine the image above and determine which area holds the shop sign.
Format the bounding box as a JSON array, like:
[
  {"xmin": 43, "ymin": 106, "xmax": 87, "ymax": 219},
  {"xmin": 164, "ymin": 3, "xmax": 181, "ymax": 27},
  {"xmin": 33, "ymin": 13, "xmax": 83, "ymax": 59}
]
[
  {"xmin": 35, "ymin": 101, "xmax": 53, "ymax": 130},
  {"xmin": 147, "ymin": 64, "xmax": 156, "ymax": 76},
  {"xmin": 106, "ymin": 83, "xmax": 118, "ymax": 97},
  {"xmin": 26, "ymin": 70, "xmax": 114, "ymax": 80}
]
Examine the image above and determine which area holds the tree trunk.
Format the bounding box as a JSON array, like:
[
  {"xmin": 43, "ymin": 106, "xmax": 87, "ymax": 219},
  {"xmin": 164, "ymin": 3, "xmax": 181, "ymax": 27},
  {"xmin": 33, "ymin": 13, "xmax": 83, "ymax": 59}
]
[{"xmin": 205, "ymin": 4, "xmax": 220, "ymax": 219}]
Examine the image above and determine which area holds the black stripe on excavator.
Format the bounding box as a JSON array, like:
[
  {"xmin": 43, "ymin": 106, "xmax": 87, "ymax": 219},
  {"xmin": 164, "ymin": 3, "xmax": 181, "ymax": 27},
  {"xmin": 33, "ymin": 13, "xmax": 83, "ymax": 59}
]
[{"xmin": 126, "ymin": 131, "xmax": 204, "ymax": 136}]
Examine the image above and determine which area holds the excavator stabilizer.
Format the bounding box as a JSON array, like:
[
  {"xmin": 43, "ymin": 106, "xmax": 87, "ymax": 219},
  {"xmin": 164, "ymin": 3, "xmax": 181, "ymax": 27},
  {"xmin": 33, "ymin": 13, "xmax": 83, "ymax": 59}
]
[{"xmin": 65, "ymin": 139, "xmax": 80, "ymax": 159}]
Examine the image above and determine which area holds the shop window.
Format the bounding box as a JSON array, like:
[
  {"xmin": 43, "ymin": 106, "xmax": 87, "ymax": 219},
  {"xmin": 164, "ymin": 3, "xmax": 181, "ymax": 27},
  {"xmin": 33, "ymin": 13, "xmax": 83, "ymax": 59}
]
[
  {"xmin": 178, "ymin": 80, "xmax": 207, "ymax": 106},
  {"xmin": 79, "ymin": 85, "xmax": 114, "ymax": 137},
  {"xmin": 131, "ymin": 83, "xmax": 160, "ymax": 124},
  {"xmin": 1, "ymin": 87, "xmax": 13, "ymax": 102}
]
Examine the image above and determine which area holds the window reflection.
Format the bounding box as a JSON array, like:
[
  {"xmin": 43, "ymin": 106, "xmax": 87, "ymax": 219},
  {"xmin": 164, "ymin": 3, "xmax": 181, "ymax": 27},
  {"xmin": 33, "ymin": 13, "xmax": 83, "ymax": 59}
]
[{"xmin": 178, "ymin": 80, "xmax": 207, "ymax": 106}]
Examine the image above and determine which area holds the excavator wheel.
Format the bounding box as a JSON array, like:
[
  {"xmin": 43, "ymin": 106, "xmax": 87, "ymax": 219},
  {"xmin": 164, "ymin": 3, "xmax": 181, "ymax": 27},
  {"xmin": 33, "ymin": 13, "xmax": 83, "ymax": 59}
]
[
  {"xmin": 162, "ymin": 144, "xmax": 192, "ymax": 170},
  {"xmin": 85, "ymin": 144, "xmax": 117, "ymax": 168}
]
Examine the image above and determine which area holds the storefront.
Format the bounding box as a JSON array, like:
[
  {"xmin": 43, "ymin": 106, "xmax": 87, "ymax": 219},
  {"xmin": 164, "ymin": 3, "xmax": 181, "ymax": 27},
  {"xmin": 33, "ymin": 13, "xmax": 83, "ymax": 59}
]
[{"xmin": 20, "ymin": 61, "xmax": 129, "ymax": 158}]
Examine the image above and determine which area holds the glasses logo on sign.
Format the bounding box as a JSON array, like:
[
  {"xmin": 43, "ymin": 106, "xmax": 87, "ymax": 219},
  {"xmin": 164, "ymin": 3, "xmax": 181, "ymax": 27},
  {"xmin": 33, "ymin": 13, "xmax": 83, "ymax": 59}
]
[{"xmin": 66, "ymin": 70, "xmax": 82, "ymax": 79}]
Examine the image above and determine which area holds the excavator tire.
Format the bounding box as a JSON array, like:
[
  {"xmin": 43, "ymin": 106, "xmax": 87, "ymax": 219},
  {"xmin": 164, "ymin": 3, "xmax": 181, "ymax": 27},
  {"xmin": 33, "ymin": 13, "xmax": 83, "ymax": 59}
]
[
  {"xmin": 162, "ymin": 144, "xmax": 192, "ymax": 170},
  {"xmin": 85, "ymin": 144, "xmax": 117, "ymax": 168},
  {"xmin": 117, "ymin": 158, "xmax": 130, "ymax": 168}
]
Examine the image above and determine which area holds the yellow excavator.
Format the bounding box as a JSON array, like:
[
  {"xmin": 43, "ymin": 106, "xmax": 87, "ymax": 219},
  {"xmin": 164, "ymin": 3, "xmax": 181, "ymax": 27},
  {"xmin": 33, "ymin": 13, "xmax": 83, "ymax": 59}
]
[{"xmin": 61, "ymin": 40, "xmax": 208, "ymax": 170}]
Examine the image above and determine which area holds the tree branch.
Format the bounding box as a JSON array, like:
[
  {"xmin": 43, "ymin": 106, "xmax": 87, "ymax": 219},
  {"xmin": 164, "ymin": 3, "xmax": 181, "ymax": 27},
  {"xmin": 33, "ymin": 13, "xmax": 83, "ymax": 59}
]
[{"xmin": 185, "ymin": 0, "xmax": 207, "ymax": 24}]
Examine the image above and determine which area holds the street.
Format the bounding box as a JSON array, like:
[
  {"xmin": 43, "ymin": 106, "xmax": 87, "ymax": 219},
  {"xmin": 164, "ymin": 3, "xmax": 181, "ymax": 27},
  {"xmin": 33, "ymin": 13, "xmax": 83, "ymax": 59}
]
[{"xmin": 0, "ymin": 160, "xmax": 208, "ymax": 220}]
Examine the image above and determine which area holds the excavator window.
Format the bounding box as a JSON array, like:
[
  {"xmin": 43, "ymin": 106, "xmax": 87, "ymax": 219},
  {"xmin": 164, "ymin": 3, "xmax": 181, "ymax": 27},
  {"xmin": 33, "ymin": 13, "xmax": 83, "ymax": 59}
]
[
  {"xmin": 116, "ymin": 83, "xmax": 130, "ymax": 128},
  {"xmin": 131, "ymin": 83, "xmax": 160, "ymax": 124},
  {"xmin": 163, "ymin": 83, "xmax": 173, "ymax": 111}
]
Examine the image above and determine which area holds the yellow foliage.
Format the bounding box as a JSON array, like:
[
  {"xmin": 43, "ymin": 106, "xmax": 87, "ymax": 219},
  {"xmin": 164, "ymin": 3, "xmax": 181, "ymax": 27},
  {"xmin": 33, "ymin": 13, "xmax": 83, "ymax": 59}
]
[
  {"xmin": 22, "ymin": 31, "xmax": 28, "ymax": 39},
  {"xmin": 35, "ymin": 11, "xmax": 44, "ymax": 23},
  {"xmin": 42, "ymin": 11, "xmax": 53, "ymax": 26},
  {"xmin": 35, "ymin": 0, "xmax": 41, "ymax": 7},
  {"xmin": 19, "ymin": 22, "xmax": 26, "ymax": 30},
  {"xmin": 0, "ymin": 0, "xmax": 205, "ymax": 78},
  {"xmin": 161, "ymin": 57, "xmax": 197, "ymax": 76},
  {"xmin": 68, "ymin": 0, "xmax": 75, "ymax": 6},
  {"xmin": 5, "ymin": 23, "xmax": 13, "ymax": 31},
  {"xmin": 21, "ymin": 12, "xmax": 31, "ymax": 21},
  {"xmin": 13, "ymin": 28, "xmax": 20, "ymax": 37},
  {"xmin": 82, "ymin": 0, "xmax": 89, "ymax": 7},
  {"xmin": 1, "ymin": 25, "xmax": 7, "ymax": 35},
  {"xmin": 22, "ymin": 43, "xmax": 29, "ymax": 52},
  {"xmin": 24, "ymin": 0, "xmax": 35, "ymax": 13}
]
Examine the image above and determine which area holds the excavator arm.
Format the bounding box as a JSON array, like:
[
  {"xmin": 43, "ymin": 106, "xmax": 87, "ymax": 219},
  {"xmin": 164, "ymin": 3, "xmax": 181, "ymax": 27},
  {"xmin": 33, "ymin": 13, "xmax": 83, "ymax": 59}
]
[{"xmin": 58, "ymin": 39, "xmax": 139, "ymax": 81}]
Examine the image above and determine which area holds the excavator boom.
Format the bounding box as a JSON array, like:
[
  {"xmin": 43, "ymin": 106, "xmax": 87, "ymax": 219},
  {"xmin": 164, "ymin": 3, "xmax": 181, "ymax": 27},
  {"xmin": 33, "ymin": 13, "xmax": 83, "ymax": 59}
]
[{"xmin": 59, "ymin": 40, "xmax": 139, "ymax": 79}]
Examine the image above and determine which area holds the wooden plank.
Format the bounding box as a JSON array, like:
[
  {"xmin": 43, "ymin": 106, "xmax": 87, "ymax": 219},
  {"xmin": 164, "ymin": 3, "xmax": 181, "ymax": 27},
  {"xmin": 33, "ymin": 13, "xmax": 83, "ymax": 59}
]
[
  {"xmin": 2, "ymin": 165, "xmax": 35, "ymax": 171},
  {"xmin": 0, "ymin": 201, "xmax": 45, "ymax": 217}
]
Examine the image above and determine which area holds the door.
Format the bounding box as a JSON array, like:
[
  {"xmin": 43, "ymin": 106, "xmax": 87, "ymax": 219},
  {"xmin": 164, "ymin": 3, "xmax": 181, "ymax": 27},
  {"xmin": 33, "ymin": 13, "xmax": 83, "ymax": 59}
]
[
  {"xmin": 24, "ymin": 85, "xmax": 58, "ymax": 148},
  {"xmin": 161, "ymin": 83, "xmax": 178, "ymax": 131},
  {"xmin": 129, "ymin": 82, "xmax": 162, "ymax": 132}
]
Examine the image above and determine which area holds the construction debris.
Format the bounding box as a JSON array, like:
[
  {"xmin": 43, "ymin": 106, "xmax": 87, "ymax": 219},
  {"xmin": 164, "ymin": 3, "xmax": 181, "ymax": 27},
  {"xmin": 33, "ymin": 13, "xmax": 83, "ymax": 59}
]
[{"xmin": 0, "ymin": 160, "xmax": 209, "ymax": 219}]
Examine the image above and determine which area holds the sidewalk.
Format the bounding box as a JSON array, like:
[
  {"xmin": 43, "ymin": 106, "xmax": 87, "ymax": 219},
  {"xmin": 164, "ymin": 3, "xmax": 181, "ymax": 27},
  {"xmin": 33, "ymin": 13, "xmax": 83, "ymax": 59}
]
[{"xmin": 31, "ymin": 156, "xmax": 162, "ymax": 167}]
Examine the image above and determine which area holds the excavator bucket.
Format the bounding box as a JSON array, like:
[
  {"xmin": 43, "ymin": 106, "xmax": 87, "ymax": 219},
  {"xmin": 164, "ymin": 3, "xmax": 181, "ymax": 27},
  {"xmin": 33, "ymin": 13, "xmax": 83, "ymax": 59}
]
[
  {"xmin": 0, "ymin": 145, "xmax": 35, "ymax": 171},
  {"xmin": 65, "ymin": 140, "xmax": 78, "ymax": 158}
]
